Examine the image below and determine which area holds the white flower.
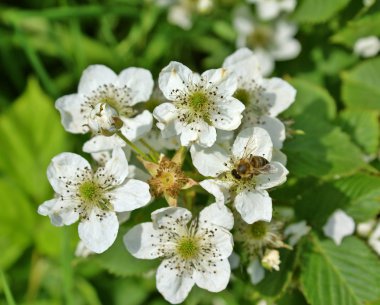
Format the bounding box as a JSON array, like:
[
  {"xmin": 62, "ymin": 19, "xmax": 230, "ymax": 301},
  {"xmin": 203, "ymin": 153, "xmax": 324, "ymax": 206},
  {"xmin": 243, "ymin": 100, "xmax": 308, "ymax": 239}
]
[
  {"xmin": 369, "ymin": 222, "xmax": 380, "ymax": 256},
  {"xmin": 191, "ymin": 127, "xmax": 289, "ymax": 223},
  {"xmin": 248, "ymin": 0, "xmax": 297, "ymax": 20},
  {"xmin": 154, "ymin": 61, "xmax": 245, "ymax": 147},
  {"xmin": 223, "ymin": 48, "xmax": 296, "ymax": 149},
  {"xmin": 284, "ymin": 220, "xmax": 311, "ymax": 246},
  {"xmin": 38, "ymin": 147, "xmax": 151, "ymax": 253},
  {"xmin": 247, "ymin": 258, "xmax": 265, "ymax": 284},
  {"xmin": 124, "ymin": 203, "xmax": 234, "ymax": 304},
  {"xmin": 261, "ymin": 249, "xmax": 280, "ymax": 271},
  {"xmin": 357, "ymin": 219, "xmax": 376, "ymax": 237},
  {"xmin": 56, "ymin": 64, "xmax": 154, "ymax": 140},
  {"xmin": 323, "ymin": 209, "xmax": 355, "ymax": 246},
  {"xmin": 354, "ymin": 36, "xmax": 380, "ymax": 58},
  {"xmin": 233, "ymin": 7, "xmax": 301, "ymax": 76}
]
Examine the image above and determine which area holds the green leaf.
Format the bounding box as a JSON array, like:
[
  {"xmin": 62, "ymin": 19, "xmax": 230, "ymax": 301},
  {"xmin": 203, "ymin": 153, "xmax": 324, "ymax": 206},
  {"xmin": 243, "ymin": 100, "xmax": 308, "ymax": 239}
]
[
  {"xmin": 92, "ymin": 227, "xmax": 158, "ymax": 277},
  {"xmin": 284, "ymin": 78, "xmax": 336, "ymax": 120},
  {"xmin": 0, "ymin": 178, "xmax": 35, "ymax": 269},
  {"xmin": 0, "ymin": 78, "xmax": 70, "ymax": 203},
  {"xmin": 342, "ymin": 57, "xmax": 380, "ymax": 110},
  {"xmin": 338, "ymin": 109, "xmax": 379, "ymax": 155},
  {"xmin": 292, "ymin": 0, "xmax": 350, "ymax": 23},
  {"xmin": 332, "ymin": 13, "xmax": 380, "ymax": 48},
  {"xmin": 301, "ymin": 235, "xmax": 380, "ymax": 305}
]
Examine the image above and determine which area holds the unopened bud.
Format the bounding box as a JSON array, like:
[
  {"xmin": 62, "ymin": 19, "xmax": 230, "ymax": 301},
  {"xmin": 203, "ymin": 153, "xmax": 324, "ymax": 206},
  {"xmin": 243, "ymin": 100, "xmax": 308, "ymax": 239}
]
[{"xmin": 261, "ymin": 249, "xmax": 281, "ymax": 271}]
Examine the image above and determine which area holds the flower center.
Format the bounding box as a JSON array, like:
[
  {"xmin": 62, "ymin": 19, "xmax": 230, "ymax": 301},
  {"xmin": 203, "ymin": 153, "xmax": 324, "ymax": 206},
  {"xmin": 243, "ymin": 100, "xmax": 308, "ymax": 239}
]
[
  {"xmin": 189, "ymin": 91, "xmax": 209, "ymax": 111},
  {"xmin": 176, "ymin": 236, "xmax": 200, "ymax": 260},
  {"xmin": 247, "ymin": 26, "xmax": 273, "ymax": 49},
  {"xmin": 250, "ymin": 221, "xmax": 268, "ymax": 239},
  {"xmin": 234, "ymin": 88, "xmax": 250, "ymax": 106},
  {"xmin": 79, "ymin": 180, "xmax": 102, "ymax": 203}
]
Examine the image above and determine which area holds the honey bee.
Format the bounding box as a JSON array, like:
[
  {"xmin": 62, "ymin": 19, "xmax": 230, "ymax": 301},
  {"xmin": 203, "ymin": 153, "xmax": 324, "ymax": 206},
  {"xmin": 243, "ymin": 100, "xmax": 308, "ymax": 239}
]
[{"xmin": 231, "ymin": 136, "xmax": 273, "ymax": 180}]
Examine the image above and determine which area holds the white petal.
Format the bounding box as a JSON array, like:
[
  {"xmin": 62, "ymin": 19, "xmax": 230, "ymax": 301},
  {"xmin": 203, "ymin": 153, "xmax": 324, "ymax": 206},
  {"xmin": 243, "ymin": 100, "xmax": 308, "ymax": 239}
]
[
  {"xmin": 272, "ymin": 149, "xmax": 287, "ymax": 166},
  {"xmin": 199, "ymin": 179, "xmax": 229, "ymax": 206},
  {"xmin": 55, "ymin": 94, "xmax": 88, "ymax": 134},
  {"xmin": 354, "ymin": 36, "xmax": 380, "ymax": 58},
  {"xmin": 250, "ymin": 116, "xmax": 285, "ymax": 149},
  {"xmin": 284, "ymin": 221, "xmax": 311, "ymax": 246},
  {"xmin": 151, "ymin": 207, "xmax": 192, "ymax": 228},
  {"xmin": 124, "ymin": 222, "xmax": 161, "ymax": 259},
  {"xmin": 153, "ymin": 103, "xmax": 178, "ymax": 138},
  {"xmin": 158, "ymin": 61, "xmax": 193, "ymax": 100},
  {"xmin": 167, "ymin": 5, "xmax": 193, "ymax": 30},
  {"xmin": 323, "ymin": 209, "xmax": 355, "ymax": 245},
  {"xmin": 254, "ymin": 49, "xmax": 274, "ymax": 77},
  {"xmin": 78, "ymin": 209, "xmax": 119, "ymax": 253},
  {"xmin": 156, "ymin": 259, "xmax": 195, "ymax": 304},
  {"xmin": 234, "ymin": 190, "xmax": 272, "ymax": 224},
  {"xmin": 38, "ymin": 198, "xmax": 79, "ymax": 226},
  {"xmin": 190, "ymin": 144, "xmax": 230, "ymax": 177},
  {"xmin": 247, "ymin": 258, "xmax": 265, "ymax": 284},
  {"xmin": 211, "ymin": 97, "xmax": 245, "ymax": 131},
  {"xmin": 199, "ymin": 203, "xmax": 234, "ymax": 230},
  {"xmin": 201, "ymin": 68, "xmax": 238, "ymax": 97},
  {"xmin": 47, "ymin": 153, "xmax": 91, "ymax": 194},
  {"xmin": 262, "ymin": 78, "xmax": 296, "ymax": 117},
  {"xmin": 110, "ymin": 179, "xmax": 151, "ymax": 212},
  {"xmin": 255, "ymin": 161, "xmax": 288, "ymax": 190},
  {"xmin": 95, "ymin": 146, "xmax": 129, "ymax": 186},
  {"xmin": 117, "ymin": 212, "xmax": 131, "ymax": 224},
  {"xmin": 229, "ymin": 252, "xmax": 240, "ymax": 270},
  {"xmin": 78, "ymin": 65, "xmax": 118, "ymax": 95},
  {"xmin": 117, "ymin": 68, "xmax": 154, "ymax": 105},
  {"xmin": 232, "ymin": 127, "xmax": 273, "ymax": 161},
  {"xmin": 180, "ymin": 121, "xmax": 217, "ymax": 147},
  {"xmin": 121, "ymin": 110, "xmax": 153, "ymax": 141},
  {"xmin": 223, "ymin": 48, "xmax": 263, "ymax": 84},
  {"xmin": 257, "ymin": 0, "xmax": 281, "ymax": 20},
  {"xmin": 83, "ymin": 134, "xmax": 125, "ymax": 153},
  {"xmin": 233, "ymin": 6, "xmax": 255, "ymax": 36},
  {"xmin": 194, "ymin": 259, "xmax": 231, "ymax": 292}
]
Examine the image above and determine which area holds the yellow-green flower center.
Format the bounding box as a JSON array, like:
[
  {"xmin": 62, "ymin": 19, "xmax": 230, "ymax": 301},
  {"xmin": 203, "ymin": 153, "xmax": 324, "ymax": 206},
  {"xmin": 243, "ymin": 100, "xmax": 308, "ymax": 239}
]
[
  {"xmin": 250, "ymin": 221, "xmax": 268, "ymax": 239},
  {"xmin": 189, "ymin": 91, "xmax": 209, "ymax": 112},
  {"xmin": 79, "ymin": 180, "xmax": 102, "ymax": 203},
  {"xmin": 234, "ymin": 88, "xmax": 250, "ymax": 106},
  {"xmin": 247, "ymin": 26, "xmax": 273, "ymax": 49},
  {"xmin": 176, "ymin": 236, "xmax": 200, "ymax": 260}
]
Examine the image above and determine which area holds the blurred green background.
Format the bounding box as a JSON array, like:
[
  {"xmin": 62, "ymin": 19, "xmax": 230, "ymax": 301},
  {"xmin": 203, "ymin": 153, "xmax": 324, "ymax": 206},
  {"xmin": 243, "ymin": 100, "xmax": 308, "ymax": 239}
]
[{"xmin": 0, "ymin": 0, "xmax": 380, "ymax": 304}]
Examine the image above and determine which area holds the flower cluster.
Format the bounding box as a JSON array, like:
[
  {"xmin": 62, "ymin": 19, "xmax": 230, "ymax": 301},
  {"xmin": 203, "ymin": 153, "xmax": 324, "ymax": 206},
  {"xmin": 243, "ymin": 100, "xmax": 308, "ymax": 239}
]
[{"xmin": 39, "ymin": 48, "xmax": 303, "ymax": 303}]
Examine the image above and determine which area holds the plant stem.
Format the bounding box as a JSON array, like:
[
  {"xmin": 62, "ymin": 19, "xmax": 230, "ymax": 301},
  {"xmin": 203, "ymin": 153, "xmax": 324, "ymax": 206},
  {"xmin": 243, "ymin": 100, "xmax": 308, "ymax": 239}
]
[
  {"xmin": 116, "ymin": 131, "xmax": 152, "ymax": 161},
  {"xmin": 0, "ymin": 270, "xmax": 16, "ymax": 305},
  {"xmin": 139, "ymin": 138, "xmax": 160, "ymax": 162}
]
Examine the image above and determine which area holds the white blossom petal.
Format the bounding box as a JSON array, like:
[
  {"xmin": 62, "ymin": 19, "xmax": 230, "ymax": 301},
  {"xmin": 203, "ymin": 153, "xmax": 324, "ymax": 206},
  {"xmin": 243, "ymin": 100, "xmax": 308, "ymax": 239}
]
[
  {"xmin": 156, "ymin": 259, "xmax": 195, "ymax": 304},
  {"xmin": 211, "ymin": 97, "xmax": 245, "ymax": 131},
  {"xmin": 284, "ymin": 220, "xmax": 311, "ymax": 246},
  {"xmin": 251, "ymin": 116, "xmax": 285, "ymax": 149},
  {"xmin": 180, "ymin": 121, "xmax": 216, "ymax": 147},
  {"xmin": 247, "ymin": 258, "xmax": 265, "ymax": 284},
  {"xmin": 254, "ymin": 49, "xmax": 275, "ymax": 77},
  {"xmin": 152, "ymin": 207, "xmax": 192, "ymax": 228},
  {"xmin": 78, "ymin": 65, "xmax": 118, "ymax": 95},
  {"xmin": 199, "ymin": 179, "xmax": 230, "ymax": 206},
  {"xmin": 82, "ymin": 134, "xmax": 125, "ymax": 153},
  {"xmin": 118, "ymin": 68, "xmax": 154, "ymax": 105},
  {"xmin": 323, "ymin": 209, "xmax": 355, "ymax": 245},
  {"xmin": 153, "ymin": 103, "xmax": 178, "ymax": 135},
  {"xmin": 255, "ymin": 161, "xmax": 288, "ymax": 190},
  {"xmin": 38, "ymin": 198, "xmax": 79, "ymax": 226},
  {"xmin": 262, "ymin": 77, "xmax": 296, "ymax": 117},
  {"xmin": 190, "ymin": 144, "xmax": 230, "ymax": 177},
  {"xmin": 159, "ymin": 61, "xmax": 194, "ymax": 100},
  {"xmin": 201, "ymin": 68, "xmax": 238, "ymax": 97},
  {"xmin": 232, "ymin": 127, "xmax": 273, "ymax": 161},
  {"xmin": 78, "ymin": 209, "xmax": 119, "ymax": 253},
  {"xmin": 272, "ymin": 149, "xmax": 287, "ymax": 166},
  {"xmin": 199, "ymin": 203, "xmax": 234, "ymax": 230},
  {"xmin": 47, "ymin": 153, "xmax": 91, "ymax": 194},
  {"xmin": 354, "ymin": 36, "xmax": 380, "ymax": 58},
  {"xmin": 95, "ymin": 147, "xmax": 129, "ymax": 186},
  {"xmin": 194, "ymin": 259, "xmax": 231, "ymax": 292},
  {"xmin": 109, "ymin": 179, "xmax": 151, "ymax": 212},
  {"xmin": 234, "ymin": 190, "xmax": 272, "ymax": 224},
  {"xmin": 55, "ymin": 94, "xmax": 88, "ymax": 134},
  {"xmin": 124, "ymin": 222, "xmax": 161, "ymax": 259},
  {"xmin": 121, "ymin": 110, "xmax": 153, "ymax": 141}
]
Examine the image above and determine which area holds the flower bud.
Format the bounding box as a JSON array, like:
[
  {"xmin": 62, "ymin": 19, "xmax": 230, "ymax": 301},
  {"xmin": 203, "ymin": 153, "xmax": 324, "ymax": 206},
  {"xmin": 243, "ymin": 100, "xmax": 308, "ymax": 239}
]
[{"xmin": 261, "ymin": 249, "xmax": 281, "ymax": 271}]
